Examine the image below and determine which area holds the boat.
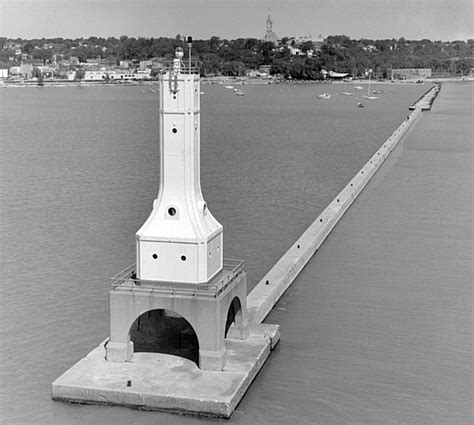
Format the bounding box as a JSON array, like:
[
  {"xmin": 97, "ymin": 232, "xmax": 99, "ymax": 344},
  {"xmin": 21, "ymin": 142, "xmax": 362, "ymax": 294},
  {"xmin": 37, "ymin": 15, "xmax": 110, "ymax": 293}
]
[
  {"xmin": 224, "ymin": 85, "xmax": 234, "ymax": 89},
  {"xmin": 329, "ymin": 70, "xmax": 349, "ymax": 79},
  {"xmin": 362, "ymin": 70, "xmax": 379, "ymax": 100},
  {"xmin": 354, "ymin": 85, "xmax": 363, "ymax": 90},
  {"xmin": 318, "ymin": 93, "xmax": 331, "ymax": 99},
  {"xmin": 235, "ymin": 90, "xmax": 244, "ymax": 96},
  {"xmin": 357, "ymin": 102, "xmax": 364, "ymax": 107}
]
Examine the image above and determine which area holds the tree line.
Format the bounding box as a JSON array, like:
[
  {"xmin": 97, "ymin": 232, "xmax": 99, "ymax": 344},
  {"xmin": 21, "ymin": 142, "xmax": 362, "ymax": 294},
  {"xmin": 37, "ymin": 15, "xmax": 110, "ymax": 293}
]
[{"xmin": 1, "ymin": 35, "xmax": 472, "ymax": 79}]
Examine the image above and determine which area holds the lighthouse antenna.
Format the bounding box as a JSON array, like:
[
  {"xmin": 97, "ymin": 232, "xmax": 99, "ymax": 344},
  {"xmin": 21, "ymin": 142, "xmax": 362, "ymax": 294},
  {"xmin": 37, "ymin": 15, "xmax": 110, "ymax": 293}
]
[{"xmin": 187, "ymin": 36, "xmax": 193, "ymax": 74}]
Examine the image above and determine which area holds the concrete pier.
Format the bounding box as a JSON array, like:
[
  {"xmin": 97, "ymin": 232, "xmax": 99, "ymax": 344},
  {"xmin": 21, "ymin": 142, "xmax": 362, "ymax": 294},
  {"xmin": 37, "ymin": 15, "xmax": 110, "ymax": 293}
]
[
  {"xmin": 250, "ymin": 81, "xmax": 472, "ymax": 424},
  {"xmin": 247, "ymin": 84, "xmax": 440, "ymax": 324}
]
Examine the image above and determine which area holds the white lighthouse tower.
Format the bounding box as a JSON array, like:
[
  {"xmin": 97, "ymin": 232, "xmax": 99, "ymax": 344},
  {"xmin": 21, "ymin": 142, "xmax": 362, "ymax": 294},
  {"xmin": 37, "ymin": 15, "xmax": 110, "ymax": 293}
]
[
  {"xmin": 136, "ymin": 47, "xmax": 222, "ymax": 283},
  {"xmin": 105, "ymin": 45, "xmax": 248, "ymax": 370}
]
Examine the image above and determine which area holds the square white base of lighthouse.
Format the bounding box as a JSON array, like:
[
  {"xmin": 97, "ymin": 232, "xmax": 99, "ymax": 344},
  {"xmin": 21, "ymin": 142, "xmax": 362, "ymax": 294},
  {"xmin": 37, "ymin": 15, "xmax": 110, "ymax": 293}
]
[{"xmin": 52, "ymin": 323, "xmax": 280, "ymax": 418}]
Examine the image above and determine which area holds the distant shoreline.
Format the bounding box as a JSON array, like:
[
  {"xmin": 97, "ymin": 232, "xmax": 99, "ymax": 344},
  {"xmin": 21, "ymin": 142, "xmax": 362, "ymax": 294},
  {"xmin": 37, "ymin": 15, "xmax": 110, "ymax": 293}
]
[{"xmin": 1, "ymin": 76, "xmax": 471, "ymax": 88}]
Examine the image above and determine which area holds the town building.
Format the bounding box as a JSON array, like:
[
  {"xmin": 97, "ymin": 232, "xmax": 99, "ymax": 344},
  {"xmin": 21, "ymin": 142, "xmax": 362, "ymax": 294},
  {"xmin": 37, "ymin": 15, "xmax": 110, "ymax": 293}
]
[
  {"xmin": 258, "ymin": 65, "xmax": 271, "ymax": 75},
  {"xmin": 246, "ymin": 69, "xmax": 261, "ymax": 78},
  {"xmin": 285, "ymin": 35, "xmax": 324, "ymax": 56},
  {"xmin": 84, "ymin": 69, "xmax": 152, "ymax": 81},
  {"xmin": 139, "ymin": 60, "xmax": 153, "ymax": 70},
  {"xmin": 84, "ymin": 70, "xmax": 108, "ymax": 81},
  {"xmin": 391, "ymin": 68, "xmax": 432, "ymax": 80}
]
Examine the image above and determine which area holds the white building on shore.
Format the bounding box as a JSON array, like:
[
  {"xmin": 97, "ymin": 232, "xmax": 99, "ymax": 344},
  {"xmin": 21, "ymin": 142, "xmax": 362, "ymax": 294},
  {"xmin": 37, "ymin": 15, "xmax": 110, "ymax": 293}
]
[
  {"xmin": 84, "ymin": 69, "xmax": 151, "ymax": 81},
  {"xmin": 391, "ymin": 68, "xmax": 432, "ymax": 80}
]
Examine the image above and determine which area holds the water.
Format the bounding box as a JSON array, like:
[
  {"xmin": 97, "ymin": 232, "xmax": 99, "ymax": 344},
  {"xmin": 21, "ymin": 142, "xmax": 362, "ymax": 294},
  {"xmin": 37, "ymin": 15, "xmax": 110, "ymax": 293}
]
[{"xmin": 1, "ymin": 82, "xmax": 429, "ymax": 424}]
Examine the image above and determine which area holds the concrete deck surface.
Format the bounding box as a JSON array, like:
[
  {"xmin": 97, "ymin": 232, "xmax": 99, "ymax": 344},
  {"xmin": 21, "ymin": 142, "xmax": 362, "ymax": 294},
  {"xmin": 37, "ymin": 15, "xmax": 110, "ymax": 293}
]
[{"xmin": 52, "ymin": 323, "xmax": 279, "ymax": 418}]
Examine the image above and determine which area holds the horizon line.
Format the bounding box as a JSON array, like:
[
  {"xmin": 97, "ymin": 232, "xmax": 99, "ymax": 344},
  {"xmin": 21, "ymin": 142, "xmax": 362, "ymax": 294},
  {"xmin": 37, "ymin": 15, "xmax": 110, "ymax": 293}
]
[{"xmin": 2, "ymin": 34, "xmax": 473, "ymax": 43}]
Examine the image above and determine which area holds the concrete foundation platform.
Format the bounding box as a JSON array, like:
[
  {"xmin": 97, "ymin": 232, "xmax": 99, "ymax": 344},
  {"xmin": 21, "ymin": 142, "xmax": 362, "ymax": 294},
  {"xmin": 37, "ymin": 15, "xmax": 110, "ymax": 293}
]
[{"xmin": 52, "ymin": 323, "xmax": 279, "ymax": 418}]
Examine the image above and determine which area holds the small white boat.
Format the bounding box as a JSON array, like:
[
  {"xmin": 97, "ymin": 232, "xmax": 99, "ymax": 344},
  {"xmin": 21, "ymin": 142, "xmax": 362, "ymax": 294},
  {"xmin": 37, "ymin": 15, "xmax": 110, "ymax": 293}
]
[
  {"xmin": 224, "ymin": 85, "xmax": 234, "ymax": 89},
  {"xmin": 362, "ymin": 71, "xmax": 379, "ymax": 100},
  {"xmin": 235, "ymin": 90, "xmax": 244, "ymax": 96},
  {"xmin": 357, "ymin": 102, "xmax": 364, "ymax": 107},
  {"xmin": 318, "ymin": 93, "xmax": 332, "ymax": 99},
  {"xmin": 354, "ymin": 85, "xmax": 363, "ymax": 90},
  {"xmin": 200, "ymin": 91, "xmax": 205, "ymax": 95}
]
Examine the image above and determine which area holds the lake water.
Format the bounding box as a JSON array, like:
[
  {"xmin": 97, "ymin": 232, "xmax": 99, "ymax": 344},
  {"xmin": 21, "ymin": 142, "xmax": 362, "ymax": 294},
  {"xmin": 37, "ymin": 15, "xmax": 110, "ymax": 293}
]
[{"xmin": 1, "ymin": 82, "xmax": 429, "ymax": 424}]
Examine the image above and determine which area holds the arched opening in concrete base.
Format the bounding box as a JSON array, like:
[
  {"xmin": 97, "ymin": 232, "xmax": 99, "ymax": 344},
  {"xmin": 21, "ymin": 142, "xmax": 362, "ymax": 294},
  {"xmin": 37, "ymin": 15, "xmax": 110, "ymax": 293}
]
[
  {"xmin": 130, "ymin": 309, "xmax": 199, "ymax": 367},
  {"xmin": 225, "ymin": 297, "xmax": 243, "ymax": 338}
]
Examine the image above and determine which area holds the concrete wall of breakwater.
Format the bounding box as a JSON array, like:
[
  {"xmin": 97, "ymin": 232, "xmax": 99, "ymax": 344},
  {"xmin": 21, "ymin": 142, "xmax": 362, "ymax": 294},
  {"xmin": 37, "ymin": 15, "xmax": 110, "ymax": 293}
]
[{"xmin": 247, "ymin": 84, "xmax": 441, "ymax": 324}]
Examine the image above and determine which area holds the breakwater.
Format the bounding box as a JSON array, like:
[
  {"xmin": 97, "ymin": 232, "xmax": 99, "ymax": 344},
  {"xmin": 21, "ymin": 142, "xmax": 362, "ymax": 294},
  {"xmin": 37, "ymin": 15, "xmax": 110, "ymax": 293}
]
[
  {"xmin": 247, "ymin": 84, "xmax": 440, "ymax": 325},
  {"xmin": 409, "ymin": 83, "xmax": 441, "ymax": 110}
]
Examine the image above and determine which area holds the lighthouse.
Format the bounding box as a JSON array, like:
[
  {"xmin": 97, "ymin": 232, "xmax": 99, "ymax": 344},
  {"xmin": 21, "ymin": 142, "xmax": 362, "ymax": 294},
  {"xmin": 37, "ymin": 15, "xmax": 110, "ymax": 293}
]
[
  {"xmin": 105, "ymin": 45, "xmax": 248, "ymax": 370},
  {"xmin": 52, "ymin": 42, "xmax": 280, "ymax": 417},
  {"xmin": 136, "ymin": 47, "xmax": 223, "ymax": 283}
]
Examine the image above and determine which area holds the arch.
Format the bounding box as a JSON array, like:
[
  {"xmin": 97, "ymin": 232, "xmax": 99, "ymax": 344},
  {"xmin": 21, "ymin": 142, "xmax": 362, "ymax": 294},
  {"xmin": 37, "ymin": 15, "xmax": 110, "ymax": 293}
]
[
  {"xmin": 130, "ymin": 309, "xmax": 199, "ymax": 367},
  {"xmin": 225, "ymin": 296, "xmax": 243, "ymax": 338}
]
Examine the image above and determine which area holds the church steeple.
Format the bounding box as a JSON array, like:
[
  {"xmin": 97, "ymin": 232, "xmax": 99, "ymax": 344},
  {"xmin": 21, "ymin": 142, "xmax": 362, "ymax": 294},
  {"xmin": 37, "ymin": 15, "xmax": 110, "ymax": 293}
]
[
  {"xmin": 266, "ymin": 8, "xmax": 273, "ymax": 29},
  {"xmin": 264, "ymin": 8, "xmax": 277, "ymax": 43}
]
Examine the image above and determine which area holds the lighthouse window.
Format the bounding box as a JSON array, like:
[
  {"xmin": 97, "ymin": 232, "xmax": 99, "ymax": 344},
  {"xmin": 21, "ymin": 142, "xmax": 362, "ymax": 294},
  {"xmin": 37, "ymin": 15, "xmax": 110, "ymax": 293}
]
[
  {"xmin": 168, "ymin": 207, "xmax": 176, "ymax": 216},
  {"xmin": 172, "ymin": 128, "xmax": 177, "ymax": 134},
  {"xmin": 181, "ymin": 255, "xmax": 187, "ymax": 261}
]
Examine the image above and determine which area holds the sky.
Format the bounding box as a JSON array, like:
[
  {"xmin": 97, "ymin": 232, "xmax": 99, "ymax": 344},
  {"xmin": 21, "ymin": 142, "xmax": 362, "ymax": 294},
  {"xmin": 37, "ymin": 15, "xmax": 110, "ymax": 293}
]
[{"xmin": 0, "ymin": 0, "xmax": 472, "ymax": 41}]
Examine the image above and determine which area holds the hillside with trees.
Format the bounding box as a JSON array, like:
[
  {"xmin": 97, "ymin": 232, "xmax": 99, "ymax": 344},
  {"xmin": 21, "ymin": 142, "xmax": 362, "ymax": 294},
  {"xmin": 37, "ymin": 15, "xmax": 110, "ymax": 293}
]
[{"xmin": 0, "ymin": 35, "xmax": 472, "ymax": 80}]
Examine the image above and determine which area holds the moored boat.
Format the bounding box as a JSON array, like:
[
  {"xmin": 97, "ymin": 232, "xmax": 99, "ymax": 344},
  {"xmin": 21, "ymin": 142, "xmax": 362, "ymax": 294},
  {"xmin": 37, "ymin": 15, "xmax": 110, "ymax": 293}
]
[
  {"xmin": 363, "ymin": 70, "xmax": 379, "ymax": 100},
  {"xmin": 318, "ymin": 93, "xmax": 331, "ymax": 99}
]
